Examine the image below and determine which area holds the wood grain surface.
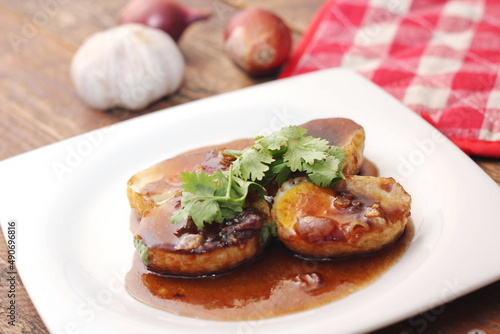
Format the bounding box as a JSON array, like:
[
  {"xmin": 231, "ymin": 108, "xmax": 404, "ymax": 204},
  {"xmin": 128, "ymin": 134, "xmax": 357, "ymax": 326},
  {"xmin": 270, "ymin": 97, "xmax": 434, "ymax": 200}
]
[{"xmin": 0, "ymin": 0, "xmax": 498, "ymax": 333}]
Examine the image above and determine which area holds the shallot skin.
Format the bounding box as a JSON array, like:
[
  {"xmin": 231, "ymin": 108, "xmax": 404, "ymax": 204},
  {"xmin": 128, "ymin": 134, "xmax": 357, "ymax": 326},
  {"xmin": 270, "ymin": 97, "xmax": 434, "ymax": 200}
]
[
  {"xmin": 119, "ymin": 0, "xmax": 211, "ymax": 41},
  {"xmin": 224, "ymin": 9, "xmax": 292, "ymax": 77}
]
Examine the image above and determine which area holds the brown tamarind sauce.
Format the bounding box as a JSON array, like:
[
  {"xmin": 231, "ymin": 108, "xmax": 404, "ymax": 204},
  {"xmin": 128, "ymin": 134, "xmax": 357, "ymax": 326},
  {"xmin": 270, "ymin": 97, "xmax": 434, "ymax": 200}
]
[{"xmin": 126, "ymin": 146, "xmax": 413, "ymax": 321}]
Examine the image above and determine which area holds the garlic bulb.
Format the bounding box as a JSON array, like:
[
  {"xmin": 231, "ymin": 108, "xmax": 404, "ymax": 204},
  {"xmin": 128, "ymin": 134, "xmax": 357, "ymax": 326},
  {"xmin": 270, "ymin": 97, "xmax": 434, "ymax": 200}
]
[{"xmin": 71, "ymin": 23, "xmax": 185, "ymax": 110}]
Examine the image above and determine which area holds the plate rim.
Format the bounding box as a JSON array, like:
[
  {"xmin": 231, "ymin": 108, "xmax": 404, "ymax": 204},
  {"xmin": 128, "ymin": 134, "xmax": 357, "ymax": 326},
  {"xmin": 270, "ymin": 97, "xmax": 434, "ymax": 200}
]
[{"xmin": 1, "ymin": 68, "xmax": 500, "ymax": 334}]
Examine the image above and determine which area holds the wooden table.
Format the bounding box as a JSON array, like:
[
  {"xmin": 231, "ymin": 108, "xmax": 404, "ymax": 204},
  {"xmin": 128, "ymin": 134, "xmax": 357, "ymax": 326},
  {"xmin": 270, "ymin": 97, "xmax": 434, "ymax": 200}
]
[{"xmin": 0, "ymin": 0, "xmax": 499, "ymax": 333}]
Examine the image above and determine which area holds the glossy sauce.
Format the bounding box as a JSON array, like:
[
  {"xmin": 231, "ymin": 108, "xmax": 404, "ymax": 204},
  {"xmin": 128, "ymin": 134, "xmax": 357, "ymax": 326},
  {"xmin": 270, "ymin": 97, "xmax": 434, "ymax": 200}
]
[
  {"xmin": 126, "ymin": 222, "xmax": 413, "ymax": 320},
  {"xmin": 126, "ymin": 122, "xmax": 411, "ymax": 320},
  {"xmin": 126, "ymin": 156, "xmax": 412, "ymax": 320}
]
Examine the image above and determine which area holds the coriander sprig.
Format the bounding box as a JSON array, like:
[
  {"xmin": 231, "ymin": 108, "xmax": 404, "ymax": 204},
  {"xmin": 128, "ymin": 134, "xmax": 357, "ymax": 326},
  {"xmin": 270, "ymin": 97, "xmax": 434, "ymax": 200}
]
[
  {"xmin": 226, "ymin": 125, "xmax": 347, "ymax": 187},
  {"xmin": 170, "ymin": 167, "xmax": 262, "ymax": 229},
  {"xmin": 171, "ymin": 125, "xmax": 347, "ymax": 227}
]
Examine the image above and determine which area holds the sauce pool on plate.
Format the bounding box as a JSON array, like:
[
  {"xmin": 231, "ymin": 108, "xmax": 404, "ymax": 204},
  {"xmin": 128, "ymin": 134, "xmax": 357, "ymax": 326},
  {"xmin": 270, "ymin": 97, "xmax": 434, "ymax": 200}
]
[
  {"xmin": 125, "ymin": 119, "xmax": 413, "ymax": 320},
  {"xmin": 126, "ymin": 155, "xmax": 412, "ymax": 321},
  {"xmin": 125, "ymin": 221, "xmax": 413, "ymax": 320}
]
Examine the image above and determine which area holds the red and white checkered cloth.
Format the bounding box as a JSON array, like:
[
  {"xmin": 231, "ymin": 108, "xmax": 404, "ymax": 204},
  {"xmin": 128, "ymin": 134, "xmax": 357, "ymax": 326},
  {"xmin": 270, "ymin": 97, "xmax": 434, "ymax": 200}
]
[{"xmin": 280, "ymin": 0, "xmax": 500, "ymax": 158}]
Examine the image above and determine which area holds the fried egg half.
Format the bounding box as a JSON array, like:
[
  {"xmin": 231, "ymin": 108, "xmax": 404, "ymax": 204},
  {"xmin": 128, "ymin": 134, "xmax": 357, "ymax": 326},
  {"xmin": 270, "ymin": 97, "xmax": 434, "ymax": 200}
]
[{"xmin": 272, "ymin": 176, "xmax": 412, "ymax": 258}]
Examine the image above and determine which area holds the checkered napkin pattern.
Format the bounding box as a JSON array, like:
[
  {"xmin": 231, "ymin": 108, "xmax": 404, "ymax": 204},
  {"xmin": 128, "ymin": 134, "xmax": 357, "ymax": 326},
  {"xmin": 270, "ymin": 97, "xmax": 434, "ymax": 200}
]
[{"xmin": 280, "ymin": 0, "xmax": 500, "ymax": 157}]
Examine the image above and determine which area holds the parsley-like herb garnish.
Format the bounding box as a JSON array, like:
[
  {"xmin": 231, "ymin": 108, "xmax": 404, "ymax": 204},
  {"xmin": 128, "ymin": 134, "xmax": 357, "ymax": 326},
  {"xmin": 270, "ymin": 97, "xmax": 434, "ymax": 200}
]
[
  {"xmin": 171, "ymin": 125, "xmax": 347, "ymax": 227},
  {"xmin": 227, "ymin": 125, "xmax": 347, "ymax": 187},
  {"xmin": 134, "ymin": 236, "xmax": 149, "ymax": 266},
  {"xmin": 170, "ymin": 168, "xmax": 262, "ymax": 229}
]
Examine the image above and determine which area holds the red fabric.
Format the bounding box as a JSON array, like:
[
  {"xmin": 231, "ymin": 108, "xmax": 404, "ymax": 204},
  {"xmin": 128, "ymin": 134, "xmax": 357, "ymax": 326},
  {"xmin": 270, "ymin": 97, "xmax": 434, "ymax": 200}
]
[{"xmin": 280, "ymin": 0, "xmax": 500, "ymax": 158}]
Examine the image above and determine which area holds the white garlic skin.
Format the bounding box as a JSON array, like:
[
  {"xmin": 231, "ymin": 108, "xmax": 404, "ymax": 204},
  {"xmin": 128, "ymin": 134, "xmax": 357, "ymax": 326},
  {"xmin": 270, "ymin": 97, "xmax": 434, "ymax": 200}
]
[{"xmin": 71, "ymin": 23, "xmax": 185, "ymax": 110}]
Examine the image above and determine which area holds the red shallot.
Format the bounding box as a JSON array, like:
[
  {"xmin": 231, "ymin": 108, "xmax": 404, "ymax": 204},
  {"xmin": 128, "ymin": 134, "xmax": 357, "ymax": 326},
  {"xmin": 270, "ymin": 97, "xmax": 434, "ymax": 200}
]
[
  {"xmin": 224, "ymin": 9, "xmax": 292, "ymax": 77},
  {"xmin": 119, "ymin": 0, "xmax": 211, "ymax": 41}
]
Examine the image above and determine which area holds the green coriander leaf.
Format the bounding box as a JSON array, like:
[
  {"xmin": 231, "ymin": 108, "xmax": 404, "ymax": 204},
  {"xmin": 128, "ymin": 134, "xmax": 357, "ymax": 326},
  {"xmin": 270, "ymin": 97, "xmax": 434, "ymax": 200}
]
[
  {"xmin": 190, "ymin": 200, "xmax": 221, "ymax": 228},
  {"xmin": 234, "ymin": 146, "xmax": 274, "ymax": 181},
  {"xmin": 283, "ymin": 139, "xmax": 327, "ymax": 172},
  {"xmin": 232, "ymin": 174, "xmax": 263, "ymax": 197},
  {"xmin": 179, "ymin": 170, "xmax": 216, "ymax": 195},
  {"xmin": 171, "ymin": 124, "xmax": 348, "ymax": 229},
  {"xmin": 270, "ymin": 158, "xmax": 292, "ymax": 186},
  {"xmin": 218, "ymin": 194, "xmax": 245, "ymax": 216},
  {"xmin": 304, "ymin": 155, "xmax": 345, "ymax": 187},
  {"xmin": 213, "ymin": 170, "xmax": 231, "ymax": 197},
  {"xmin": 170, "ymin": 191, "xmax": 200, "ymax": 225},
  {"xmin": 171, "ymin": 167, "xmax": 263, "ymax": 229},
  {"xmin": 170, "ymin": 206, "xmax": 189, "ymax": 225},
  {"xmin": 223, "ymin": 149, "xmax": 242, "ymax": 159},
  {"xmin": 329, "ymin": 146, "xmax": 349, "ymax": 162},
  {"xmin": 134, "ymin": 236, "xmax": 149, "ymax": 266},
  {"xmin": 297, "ymin": 136, "xmax": 331, "ymax": 163},
  {"xmin": 260, "ymin": 221, "xmax": 277, "ymax": 246},
  {"xmin": 257, "ymin": 126, "xmax": 307, "ymax": 150},
  {"xmin": 219, "ymin": 206, "xmax": 240, "ymax": 220}
]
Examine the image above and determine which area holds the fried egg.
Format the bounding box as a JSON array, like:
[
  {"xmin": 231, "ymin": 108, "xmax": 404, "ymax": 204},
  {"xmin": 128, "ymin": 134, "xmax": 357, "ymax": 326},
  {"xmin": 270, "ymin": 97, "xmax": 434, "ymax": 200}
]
[{"xmin": 272, "ymin": 176, "xmax": 411, "ymax": 258}]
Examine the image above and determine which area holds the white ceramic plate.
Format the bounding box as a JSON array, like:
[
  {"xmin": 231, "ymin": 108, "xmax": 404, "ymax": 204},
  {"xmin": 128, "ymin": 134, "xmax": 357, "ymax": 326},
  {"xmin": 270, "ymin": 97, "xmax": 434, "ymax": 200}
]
[{"xmin": 2, "ymin": 69, "xmax": 500, "ymax": 334}]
